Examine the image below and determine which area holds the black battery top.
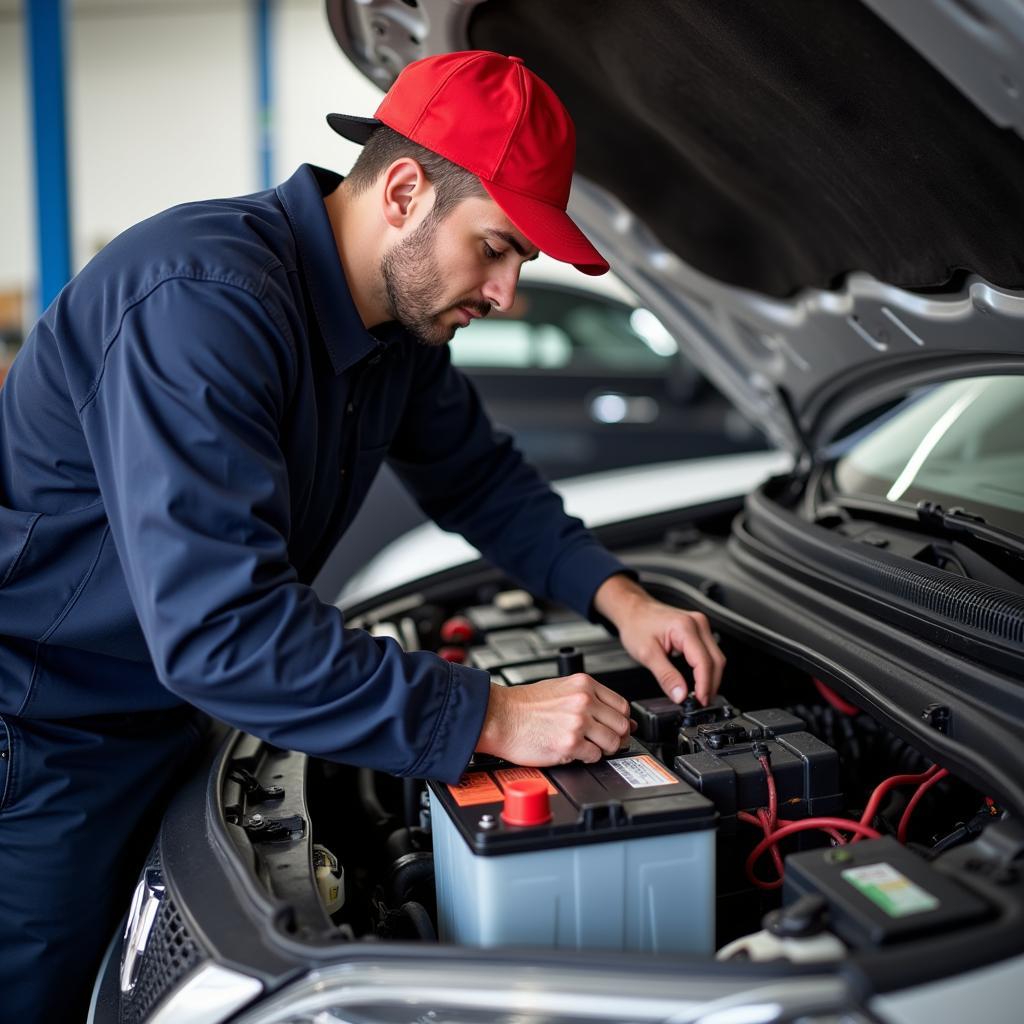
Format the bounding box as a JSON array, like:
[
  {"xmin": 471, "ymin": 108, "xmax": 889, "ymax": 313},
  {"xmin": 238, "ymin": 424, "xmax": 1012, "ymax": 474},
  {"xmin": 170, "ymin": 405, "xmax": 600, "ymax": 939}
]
[{"xmin": 430, "ymin": 740, "xmax": 717, "ymax": 857}]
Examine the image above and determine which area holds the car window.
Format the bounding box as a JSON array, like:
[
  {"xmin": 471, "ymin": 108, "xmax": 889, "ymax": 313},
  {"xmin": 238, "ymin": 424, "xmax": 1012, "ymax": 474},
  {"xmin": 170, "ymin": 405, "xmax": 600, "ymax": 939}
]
[
  {"xmin": 449, "ymin": 284, "xmax": 678, "ymax": 374},
  {"xmin": 449, "ymin": 320, "xmax": 572, "ymax": 368},
  {"xmin": 832, "ymin": 375, "xmax": 1024, "ymax": 535}
]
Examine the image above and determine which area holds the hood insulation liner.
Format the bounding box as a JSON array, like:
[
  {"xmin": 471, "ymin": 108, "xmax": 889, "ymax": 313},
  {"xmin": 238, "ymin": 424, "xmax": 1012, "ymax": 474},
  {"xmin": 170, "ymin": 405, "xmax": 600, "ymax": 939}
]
[{"xmin": 469, "ymin": 0, "xmax": 1024, "ymax": 298}]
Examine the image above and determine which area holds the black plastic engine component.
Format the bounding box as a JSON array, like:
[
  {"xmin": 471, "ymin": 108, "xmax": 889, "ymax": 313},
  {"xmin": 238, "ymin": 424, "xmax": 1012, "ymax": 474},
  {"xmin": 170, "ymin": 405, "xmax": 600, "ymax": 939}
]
[
  {"xmin": 673, "ymin": 710, "xmax": 843, "ymax": 834},
  {"xmin": 466, "ymin": 620, "xmax": 617, "ymax": 672},
  {"xmin": 783, "ymin": 837, "xmax": 991, "ymax": 948},
  {"xmin": 678, "ymin": 707, "xmax": 806, "ymax": 757},
  {"xmin": 763, "ymin": 893, "xmax": 829, "ymax": 938},
  {"xmin": 557, "ymin": 646, "xmax": 586, "ymax": 676},
  {"xmin": 500, "ymin": 648, "xmax": 634, "ymax": 683},
  {"xmin": 631, "ymin": 694, "xmax": 736, "ymax": 748},
  {"xmin": 500, "ymin": 648, "xmax": 667, "ymax": 702},
  {"xmin": 464, "ymin": 603, "xmax": 543, "ymax": 632}
]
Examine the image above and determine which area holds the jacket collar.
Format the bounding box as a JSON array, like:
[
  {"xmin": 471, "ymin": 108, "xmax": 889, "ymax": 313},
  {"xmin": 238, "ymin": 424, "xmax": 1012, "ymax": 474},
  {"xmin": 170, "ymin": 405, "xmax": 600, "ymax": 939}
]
[{"xmin": 277, "ymin": 163, "xmax": 396, "ymax": 374}]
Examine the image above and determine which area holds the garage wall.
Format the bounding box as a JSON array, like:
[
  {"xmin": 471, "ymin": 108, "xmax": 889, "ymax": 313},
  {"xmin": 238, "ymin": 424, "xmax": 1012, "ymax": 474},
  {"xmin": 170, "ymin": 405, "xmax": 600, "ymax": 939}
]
[
  {"xmin": 0, "ymin": 7, "xmax": 34, "ymax": 291},
  {"xmin": 68, "ymin": 1, "xmax": 254, "ymax": 272},
  {"xmin": 0, "ymin": 0, "xmax": 382, "ymax": 311},
  {"xmin": 275, "ymin": 0, "xmax": 382, "ymax": 187}
]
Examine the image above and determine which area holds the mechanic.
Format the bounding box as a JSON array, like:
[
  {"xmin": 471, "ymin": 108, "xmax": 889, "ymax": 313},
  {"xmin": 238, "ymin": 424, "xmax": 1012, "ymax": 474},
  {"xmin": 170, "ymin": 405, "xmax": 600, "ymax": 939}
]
[{"xmin": 0, "ymin": 51, "xmax": 724, "ymax": 1021}]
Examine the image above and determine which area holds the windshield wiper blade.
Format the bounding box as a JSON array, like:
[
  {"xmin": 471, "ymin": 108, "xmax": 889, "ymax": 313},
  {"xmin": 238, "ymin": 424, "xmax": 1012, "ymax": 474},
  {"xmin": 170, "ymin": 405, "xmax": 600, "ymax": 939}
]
[
  {"xmin": 826, "ymin": 494, "xmax": 1024, "ymax": 560},
  {"xmin": 914, "ymin": 501, "xmax": 1024, "ymax": 559}
]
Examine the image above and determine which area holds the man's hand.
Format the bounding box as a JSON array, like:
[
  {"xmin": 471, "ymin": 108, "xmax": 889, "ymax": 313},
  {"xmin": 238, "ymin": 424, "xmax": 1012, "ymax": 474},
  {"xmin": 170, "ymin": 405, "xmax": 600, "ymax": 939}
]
[
  {"xmin": 476, "ymin": 675, "xmax": 633, "ymax": 765},
  {"xmin": 593, "ymin": 574, "xmax": 725, "ymax": 705}
]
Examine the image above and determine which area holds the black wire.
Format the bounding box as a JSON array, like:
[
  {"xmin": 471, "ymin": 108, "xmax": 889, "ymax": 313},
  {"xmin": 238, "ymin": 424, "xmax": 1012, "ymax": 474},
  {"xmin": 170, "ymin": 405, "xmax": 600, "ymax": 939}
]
[{"xmin": 929, "ymin": 825, "xmax": 971, "ymax": 857}]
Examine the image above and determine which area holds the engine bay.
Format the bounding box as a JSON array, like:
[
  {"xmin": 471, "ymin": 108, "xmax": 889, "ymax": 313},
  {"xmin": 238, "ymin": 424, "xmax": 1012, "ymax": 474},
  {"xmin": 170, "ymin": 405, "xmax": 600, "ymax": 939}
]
[{"xmin": 222, "ymin": 571, "xmax": 1024, "ymax": 974}]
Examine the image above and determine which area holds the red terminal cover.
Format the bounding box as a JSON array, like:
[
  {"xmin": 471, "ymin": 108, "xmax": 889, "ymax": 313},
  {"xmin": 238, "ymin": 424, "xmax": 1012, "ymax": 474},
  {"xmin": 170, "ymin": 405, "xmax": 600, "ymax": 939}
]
[
  {"xmin": 501, "ymin": 777, "xmax": 553, "ymax": 827},
  {"xmin": 437, "ymin": 646, "xmax": 467, "ymax": 664}
]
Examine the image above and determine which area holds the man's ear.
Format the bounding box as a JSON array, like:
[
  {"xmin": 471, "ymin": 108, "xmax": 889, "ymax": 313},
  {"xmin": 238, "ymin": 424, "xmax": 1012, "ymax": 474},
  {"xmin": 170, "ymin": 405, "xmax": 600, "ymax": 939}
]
[{"xmin": 380, "ymin": 158, "xmax": 433, "ymax": 230}]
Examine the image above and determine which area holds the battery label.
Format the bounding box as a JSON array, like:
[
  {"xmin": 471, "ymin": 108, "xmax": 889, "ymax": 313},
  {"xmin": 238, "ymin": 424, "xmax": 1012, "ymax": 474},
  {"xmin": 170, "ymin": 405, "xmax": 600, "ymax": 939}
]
[
  {"xmin": 842, "ymin": 863, "xmax": 940, "ymax": 917},
  {"xmin": 447, "ymin": 771, "xmax": 504, "ymax": 807},
  {"xmin": 607, "ymin": 754, "xmax": 679, "ymax": 788},
  {"xmin": 494, "ymin": 767, "xmax": 558, "ymax": 796}
]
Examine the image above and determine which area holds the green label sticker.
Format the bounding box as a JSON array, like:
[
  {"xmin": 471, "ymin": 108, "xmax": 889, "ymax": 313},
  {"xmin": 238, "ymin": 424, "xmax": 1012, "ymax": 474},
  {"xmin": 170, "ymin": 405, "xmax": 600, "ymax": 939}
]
[{"xmin": 842, "ymin": 862, "xmax": 940, "ymax": 918}]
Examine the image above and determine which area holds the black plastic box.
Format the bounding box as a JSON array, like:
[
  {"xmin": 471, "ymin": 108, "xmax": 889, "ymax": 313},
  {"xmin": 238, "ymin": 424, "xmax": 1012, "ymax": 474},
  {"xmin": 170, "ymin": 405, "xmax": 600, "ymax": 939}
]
[
  {"xmin": 673, "ymin": 710, "xmax": 842, "ymax": 833},
  {"xmin": 783, "ymin": 837, "xmax": 991, "ymax": 947}
]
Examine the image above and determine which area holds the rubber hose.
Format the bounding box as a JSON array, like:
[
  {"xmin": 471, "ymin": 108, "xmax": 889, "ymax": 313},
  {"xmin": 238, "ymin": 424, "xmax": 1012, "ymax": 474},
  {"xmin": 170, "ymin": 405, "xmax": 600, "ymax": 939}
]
[{"xmin": 400, "ymin": 900, "xmax": 437, "ymax": 942}]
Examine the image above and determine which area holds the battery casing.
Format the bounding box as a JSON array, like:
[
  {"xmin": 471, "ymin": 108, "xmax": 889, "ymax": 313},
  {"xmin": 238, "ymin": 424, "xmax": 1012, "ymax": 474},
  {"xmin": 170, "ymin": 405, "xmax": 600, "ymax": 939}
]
[{"xmin": 429, "ymin": 742, "xmax": 717, "ymax": 953}]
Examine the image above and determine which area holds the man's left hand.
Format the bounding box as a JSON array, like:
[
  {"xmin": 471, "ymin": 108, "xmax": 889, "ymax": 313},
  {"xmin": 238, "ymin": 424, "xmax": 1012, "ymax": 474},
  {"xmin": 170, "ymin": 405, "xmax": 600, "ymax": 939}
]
[{"xmin": 593, "ymin": 574, "xmax": 725, "ymax": 705}]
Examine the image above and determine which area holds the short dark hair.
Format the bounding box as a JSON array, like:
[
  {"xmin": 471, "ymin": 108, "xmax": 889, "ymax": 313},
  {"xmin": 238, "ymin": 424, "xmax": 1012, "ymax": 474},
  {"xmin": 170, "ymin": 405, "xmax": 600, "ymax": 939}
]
[{"xmin": 343, "ymin": 125, "xmax": 487, "ymax": 220}]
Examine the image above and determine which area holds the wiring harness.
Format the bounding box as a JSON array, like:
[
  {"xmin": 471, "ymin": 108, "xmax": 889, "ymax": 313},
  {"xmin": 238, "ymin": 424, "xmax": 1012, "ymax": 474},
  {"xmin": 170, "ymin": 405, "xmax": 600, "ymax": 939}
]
[{"xmin": 739, "ymin": 680, "xmax": 957, "ymax": 889}]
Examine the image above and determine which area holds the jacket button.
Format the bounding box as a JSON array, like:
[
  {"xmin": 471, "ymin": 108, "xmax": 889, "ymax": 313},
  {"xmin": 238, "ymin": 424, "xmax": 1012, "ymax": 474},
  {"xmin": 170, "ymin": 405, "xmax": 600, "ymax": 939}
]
[{"xmin": 347, "ymin": 402, "xmax": 354, "ymax": 413}]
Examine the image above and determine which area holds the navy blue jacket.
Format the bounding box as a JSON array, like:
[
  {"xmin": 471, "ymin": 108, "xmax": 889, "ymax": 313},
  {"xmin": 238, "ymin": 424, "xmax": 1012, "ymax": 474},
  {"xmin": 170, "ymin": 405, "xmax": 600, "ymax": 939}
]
[{"xmin": 0, "ymin": 164, "xmax": 627, "ymax": 782}]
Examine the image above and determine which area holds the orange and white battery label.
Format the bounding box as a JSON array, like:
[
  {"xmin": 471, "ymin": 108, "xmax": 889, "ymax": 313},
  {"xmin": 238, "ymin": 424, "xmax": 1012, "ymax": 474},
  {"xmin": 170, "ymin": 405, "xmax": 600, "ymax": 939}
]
[
  {"xmin": 447, "ymin": 771, "xmax": 504, "ymax": 807},
  {"xmin": 494, "ymin": 766, "xmax": 558, "ymax": 797},
  {"xmin": 607, "ymin": 754, "xmax": 679, "ymax": 788}
]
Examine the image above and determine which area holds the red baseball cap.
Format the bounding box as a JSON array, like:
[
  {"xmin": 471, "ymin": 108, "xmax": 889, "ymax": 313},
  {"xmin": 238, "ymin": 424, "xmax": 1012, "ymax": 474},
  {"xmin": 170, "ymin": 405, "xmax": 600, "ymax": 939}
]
[{"xmin": 327, "ymin": 50, "xmax": 609, "ymax": 276}]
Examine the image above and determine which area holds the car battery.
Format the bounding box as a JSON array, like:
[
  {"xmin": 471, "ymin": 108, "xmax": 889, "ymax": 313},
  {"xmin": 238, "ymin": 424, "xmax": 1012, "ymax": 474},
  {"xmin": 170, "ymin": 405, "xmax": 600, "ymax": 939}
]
[
  {"xmin": 783, "ymin": 837, "xmax": 991, "ymax": 947},
  {"xmin": 429, "ymin": 741, "xmax": 717, "ymax": 953},
  {"xmin": 673, "ymin": 710, "xmax": 842, "ymax": 834}
]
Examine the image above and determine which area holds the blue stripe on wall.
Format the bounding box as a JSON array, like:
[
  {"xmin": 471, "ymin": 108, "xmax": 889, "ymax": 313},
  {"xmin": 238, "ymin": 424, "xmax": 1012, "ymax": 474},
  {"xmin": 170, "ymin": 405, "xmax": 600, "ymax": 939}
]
[
  {"xmin": 26, "ymin": 0, "xmax": 72, "ymax": 313},
  {"xmin": 255, "ymin": 0, "xmax": 274, "ymax": 189}
]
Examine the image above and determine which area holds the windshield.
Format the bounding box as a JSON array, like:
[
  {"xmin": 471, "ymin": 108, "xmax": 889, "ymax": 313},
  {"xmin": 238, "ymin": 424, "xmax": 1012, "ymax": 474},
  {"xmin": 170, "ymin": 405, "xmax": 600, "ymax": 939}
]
[{"xmin": 832, "ymin": 375, "xmax": 1024, "ymax": 537}]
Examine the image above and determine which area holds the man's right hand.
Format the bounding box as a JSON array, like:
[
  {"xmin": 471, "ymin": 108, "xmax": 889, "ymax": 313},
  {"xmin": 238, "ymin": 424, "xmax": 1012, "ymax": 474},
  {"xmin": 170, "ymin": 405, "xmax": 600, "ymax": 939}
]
[{"xmin": 475, "ymin": 676, "xmax": 633, "ymax": 766}]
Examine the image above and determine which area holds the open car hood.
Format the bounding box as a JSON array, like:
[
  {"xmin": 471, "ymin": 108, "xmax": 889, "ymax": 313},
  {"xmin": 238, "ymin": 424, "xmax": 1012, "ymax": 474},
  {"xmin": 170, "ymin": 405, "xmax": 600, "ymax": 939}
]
[{"xmin": 327, "ymin": 0, "xmax": 1024, "ymax": 460}]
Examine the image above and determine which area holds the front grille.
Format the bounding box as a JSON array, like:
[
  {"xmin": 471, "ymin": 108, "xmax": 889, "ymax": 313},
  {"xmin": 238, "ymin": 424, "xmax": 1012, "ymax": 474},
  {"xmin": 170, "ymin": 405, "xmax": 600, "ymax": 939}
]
[{"xmin": 119, "ymin": 846, "xmax": 205, "ymax": 1024}]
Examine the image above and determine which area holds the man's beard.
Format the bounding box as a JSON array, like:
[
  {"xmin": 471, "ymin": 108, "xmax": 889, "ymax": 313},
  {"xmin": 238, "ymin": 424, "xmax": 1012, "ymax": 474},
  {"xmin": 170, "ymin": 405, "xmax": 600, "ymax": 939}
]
[{"xmin": 380, "ymin": 214, "xmax": 488, "ymax": 346}]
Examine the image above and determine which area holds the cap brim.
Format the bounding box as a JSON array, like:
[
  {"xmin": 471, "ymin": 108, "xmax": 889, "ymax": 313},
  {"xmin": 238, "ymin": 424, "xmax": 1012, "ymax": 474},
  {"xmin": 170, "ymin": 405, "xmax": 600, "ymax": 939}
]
[
  {"xmin": 326, "ymin": 113, "xmax": 382, "ymax": 145},
  {"xmin": 480, "ymin": 178, "xmax": 609, "ymax": 276}
]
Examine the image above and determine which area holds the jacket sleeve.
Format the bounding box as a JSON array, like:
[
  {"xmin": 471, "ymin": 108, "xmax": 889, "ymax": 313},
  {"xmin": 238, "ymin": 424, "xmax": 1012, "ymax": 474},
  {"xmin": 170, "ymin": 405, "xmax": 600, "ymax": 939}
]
[
  {"xmin": 77, "ymin": 277, "xmax": 490, "ymax": 782},
  {"xmin": 387, "ymin": 344, "xmax": 632, "ymax": 619}
]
